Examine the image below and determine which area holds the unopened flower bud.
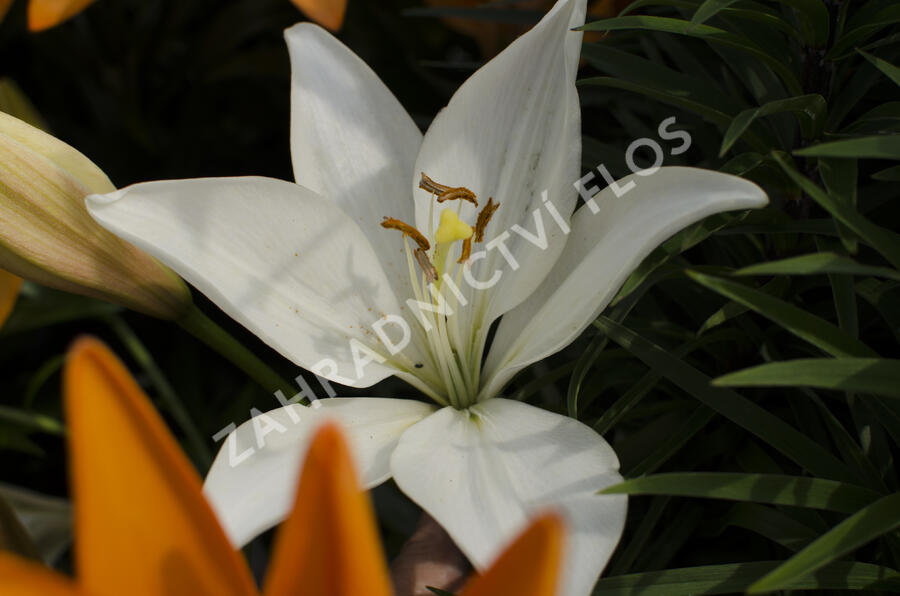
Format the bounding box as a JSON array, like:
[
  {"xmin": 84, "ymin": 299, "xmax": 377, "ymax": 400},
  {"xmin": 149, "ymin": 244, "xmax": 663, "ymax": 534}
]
[{"xmin": 0, "ymin": 112, "xmax": 191, "ymax": 319}]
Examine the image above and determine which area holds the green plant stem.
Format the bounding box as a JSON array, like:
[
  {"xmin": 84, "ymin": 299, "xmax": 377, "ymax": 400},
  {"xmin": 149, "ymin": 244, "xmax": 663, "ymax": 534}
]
[
  {"xmin": 176, "ymin": 304, "xmax": 294, "ymax": 398},
  {"xmin": 105, "ymin": 314, "xmax": 213, "ymax": 467}
]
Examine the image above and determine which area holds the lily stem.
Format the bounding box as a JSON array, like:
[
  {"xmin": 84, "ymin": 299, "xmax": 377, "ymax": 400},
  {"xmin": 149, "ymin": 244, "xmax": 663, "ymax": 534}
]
[
  {"xmin": 104, "ymin": 314, "xmax": 213, "ymax": 467},
  {"xmin": 176, "ymin": 304, "xmax": 295, "ymax": 399}
]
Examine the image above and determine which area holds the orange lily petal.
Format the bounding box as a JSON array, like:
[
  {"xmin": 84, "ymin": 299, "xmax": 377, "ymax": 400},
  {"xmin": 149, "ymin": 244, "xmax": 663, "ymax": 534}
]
[
  {"xmin": 264, "ymin": 423, "xmax": 393, "ymax": 596},
  {"xmin": 290, "ymin": 0, "xmax": 347, "ymax": 32},
  {"xmin": 460, "ymin": 513, "xmax": 564, "ymax": 596},
  {"xmin": 27, "ymin": 0, "xmax": 95, "ymax": 31},
  {"xmin": 0, "ymin": 553, "xmax": 80, "ymax": 596},
  {"xmin": 0, "ymin": 269, "xmax": 22, "ymax": 328},
  {"xmin": 64, "ymin": 337, "xmax": 258, "ymax": 596}
]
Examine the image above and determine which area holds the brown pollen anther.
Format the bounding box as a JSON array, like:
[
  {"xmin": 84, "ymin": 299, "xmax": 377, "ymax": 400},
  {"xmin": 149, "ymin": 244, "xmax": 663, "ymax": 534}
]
[
  {"xmin": 381, "ymin": 217, "xmax": 431, "ymax": 252},
  {"xmin": 415, "ymin": 247, "xmax": 438, "ymax": 282},
  {"xmin": 457, "ymin": 236, "xmax": 472, "ymax": 264},
  {"xmin": 474, "ymin": 197, "xmax": 499, "ymax": 243},
  {"xmin": 419, "ymin": 172, "xmax": 478, "ymax": 207}
]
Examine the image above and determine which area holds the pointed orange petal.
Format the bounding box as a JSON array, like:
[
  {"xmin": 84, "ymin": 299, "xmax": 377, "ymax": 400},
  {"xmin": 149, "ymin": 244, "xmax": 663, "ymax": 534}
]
[
  {"xmin": 0, "ymin": 553, "xmax": 81, "ymax": 596},
  {"xmin": 0, "ymin": 269, "xmax": 22, "ymax": 329},
  {"xmin": 290, "ymin": 0, "xmax": 347, "ymax": 31},
  {"xmin": 64, "ymin": 337, "xmax": 258, "ymax": 596},
  {"xmin": 460, "ymin": 513, "xmax": 564, "ymax": 596},
  {"xmin": 264, "ymin": 423, "xmax": 393, "ymax": 596},
  {"xmin": 27, "ymin": 0, "xmax": 95, "ymax": 31}
]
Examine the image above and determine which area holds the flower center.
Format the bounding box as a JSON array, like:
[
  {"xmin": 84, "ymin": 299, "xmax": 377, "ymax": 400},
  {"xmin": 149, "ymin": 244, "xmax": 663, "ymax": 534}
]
[{"xmin": 379, "ymin": 172, "xmax": 499, "ymax": 409}]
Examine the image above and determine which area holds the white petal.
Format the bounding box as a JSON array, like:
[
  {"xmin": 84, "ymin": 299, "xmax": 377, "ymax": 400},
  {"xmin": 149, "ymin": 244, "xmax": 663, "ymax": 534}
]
[
  {"xmin": 286, "ymin": 24, "xmax": 423, "ymax": 303},
  {"xmin": 204, "ymin": 397, "xmax": 435, "ymax": 546},
  {"xmin": 412, "ymin": 0, "xmax": 587, "ymax": 327},
  {"xmin": 87, "ymin": 176, "xmax": 422, "ymax": 387},
  {"xmin": 391, "ymin": 398, "xmax": 625, "ymax": 596},
  {"xmin": 481, "ymin": 167, "xmax": 768, "ymax": 399}
]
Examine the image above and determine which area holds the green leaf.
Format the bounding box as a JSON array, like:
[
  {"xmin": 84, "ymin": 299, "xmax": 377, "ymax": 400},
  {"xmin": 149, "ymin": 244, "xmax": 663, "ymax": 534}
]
[
  {"xmin": 687, "ymin": 271, "xmax": 877, "ymax": 358},
  {"xmin": 593, "ymin": 561, "xmax": 900, "ymax": 595},
  {"xmin": 794, "ymin": 135, "xmax": 900, "ymax": 159},
  {"xmin": 581, "ymin": 16, "xmax": 803, "ymax": 95},
  {"xmin": 779, "ymin": 0, "xmax": 830, "ymax": 47},
  {"xmin": 827, "ymin": 5, "xmax": 900, "ymax": 60},
  {"xmin": 874, "ymin": 164, "xmax": 900, "ymax": 180},
  {"xmin": 580, "ymin": 44, "xmax": 742, "ymax": 115},
  {"xmin": 613, "ymin": 214, "xmax": 737, "ymax": 306},
  {"xmin": 577, "ymin": 78, "xmax": 754, "ymax": 145},
  {"xmin": 714, "ymin": 358, "xmax": 900, "ymax": 399},
  {"xmin": 748, "ymin": 492, "xmax": 900, "ymax": 593},
  {"xmin": 0, "ymin": 406, "xmax": 65, "ymax": 436},
  {"xmin": 818, "ymin": 158, "xmax": 859, "ymax": 253},
  {"xmin": 858, "ymin": 49, "xmax": 900, "ymax": 86},
  {"xmin": 716, "ymin": 503, "xmax": 817, "ymax": 551},
  {"xmin": 593, "ymin": 317, "xmax": 855, "ymax": 482},
  {"xmin": 697, "ymin": 277, "xmax": 787, "ymax": 334},
  {"xmin": 734, "ymin": 252, "xmax": 900, "ymax": 280},
  {"xmin": 629, "ymin": 406, "xmax": 717, "ymax": 475},
  {"xmin": 772, "ymin": 153, "xmax": 900, "ymax": 269},
  {"xmin": 691, "ymin": 0, "xmax": 741, "ymax": 25},
  {"xmin": 720, "ymin": 95, "xmax": 826, "ymax": 156},
  {"xmin": 600, "ymin": 473, "xmax": 881, "ymax": 513}
]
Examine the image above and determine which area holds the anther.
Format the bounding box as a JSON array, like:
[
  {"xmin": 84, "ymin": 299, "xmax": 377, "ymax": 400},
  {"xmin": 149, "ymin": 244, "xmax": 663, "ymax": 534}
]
[
  {"xmin": 474, "ymin": 197, "xmax": 499, "ymax": 242},
  {"xmin": 381, "ymin": 217, "xmax": 431, "ymax": 251},
  {"xmin": 419, "ymin": 172, "xmax": 478, "ymax": 207},
  {"xmin": 414, "ymin": 247, "xmax": 438, "ymax": 282},
  {"xmin": 457, "ymin": 236, "xmax": 472, "ymax": 263}
]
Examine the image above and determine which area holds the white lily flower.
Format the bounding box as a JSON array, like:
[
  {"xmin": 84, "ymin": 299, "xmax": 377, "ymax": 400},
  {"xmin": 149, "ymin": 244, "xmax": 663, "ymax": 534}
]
[{"xmin": 85, "ymin": 0, "xmax": 768, "ymax": 593}]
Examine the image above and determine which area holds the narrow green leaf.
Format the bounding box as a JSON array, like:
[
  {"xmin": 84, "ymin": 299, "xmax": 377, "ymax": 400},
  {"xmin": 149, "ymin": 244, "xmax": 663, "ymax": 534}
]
[
  {"xmin": 613, "ymin": 214, "xmax": 737, "ymax": 306},
  {"xmin": 794, "ymin": 135, "xmax": 900, "ymax": 159},
  {"xmin": 629, "ymin": 407, "xmax": 716, "ymax": 476},
  {"xmin": 600, "ymin": 473, "xmax": 881, "ymax": 513},
  {"xmin": 720, "ymin": 95, "xmax": 826, "ymax": 156},
  {"xmin": 772, "ymin": 153, "xmax": 900, "ymax": 269},
  {"xmin": 749, "ymin": 493, "xmax": 900, "ymax": 593},
  {"xmin": 818, "ymin": 158, "xmax": 859, "ymax": 253},
  {"xmin": 594, "ymin": 317, "xmax": 855, "ymax": 481},
  {"xmin": 714, "ymin": 358, "xmax": 900, "ymax": 399},
  {"xmin": 593, "ymin": 561, "xmax": 900, "ymax": 595},
  {"xmin": 581, "ymin": 16, "xmax": 803, "ymax": 95},
  {"xmin": 691, "ymin": 0, "xmax": 741, "ymax": 25},
  {"xmin": 687, "ymin": 271, "xmax": 877, "ymax": 358},
  {"xmin": 0, "ymin": 406, "xmax": 65, "ymax": 436},
  {"xmin": 716, "ymin": 503, "xmax": 817, "ymax": 551},
  {"xmin": 874, "ymin": 164, "xmax": 900, "ymax": 180},
  {"xmin": 734, "ymin": 253, "xmax": 900, "ymax": 281},
  {"xmin": 858, "ymin": 49, "xmax": 900, "ymax": 86},
  {"xmin": 827, "ymin": 5, "xmax": 900, "ymax": 60},
  {"xmin": 779, "ymin": 0, "xmax": 830, "ymax": 47},
  {"xmin": 580, "ymin": 44, "xmax": 741, "ymax": 115},
  {"xmin": 698, "ymin": 277, "xmax": 787, "ymax": 335}
]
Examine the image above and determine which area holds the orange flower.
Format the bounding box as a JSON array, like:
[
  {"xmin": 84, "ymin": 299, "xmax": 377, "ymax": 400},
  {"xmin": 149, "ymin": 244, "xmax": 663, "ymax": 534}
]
[
  {"xmin": 290, "ymin": 0, "xmax": 347, "ymax": 32},
  {"xmin": 28, "ymin": 0, "xmax": 94, "ymax": 31},
  {"xmin": 0, "ymin": 337, "xmax": 564, "ymax": 596},
  {"xmin": 13, "ymin": 0, "xmax": 347, "ymax": 31}
]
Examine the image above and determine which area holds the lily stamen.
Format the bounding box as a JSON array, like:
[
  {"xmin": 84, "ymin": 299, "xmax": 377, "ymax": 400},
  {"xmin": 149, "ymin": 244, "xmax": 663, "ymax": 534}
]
[
  {"xmin": 414, "ymin": 247, "xmax": 438, "ymax": 283},
  {"xmin": 419, "ymin": 172, "xmax": 478, "ymax": 207},
  {"xmin": 473, "ymin": 197, "xmax": 499, "ymax": 243},
  {"xmin": 381, "ymin": 216, "xmax": 431, "ymax": 251}
]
